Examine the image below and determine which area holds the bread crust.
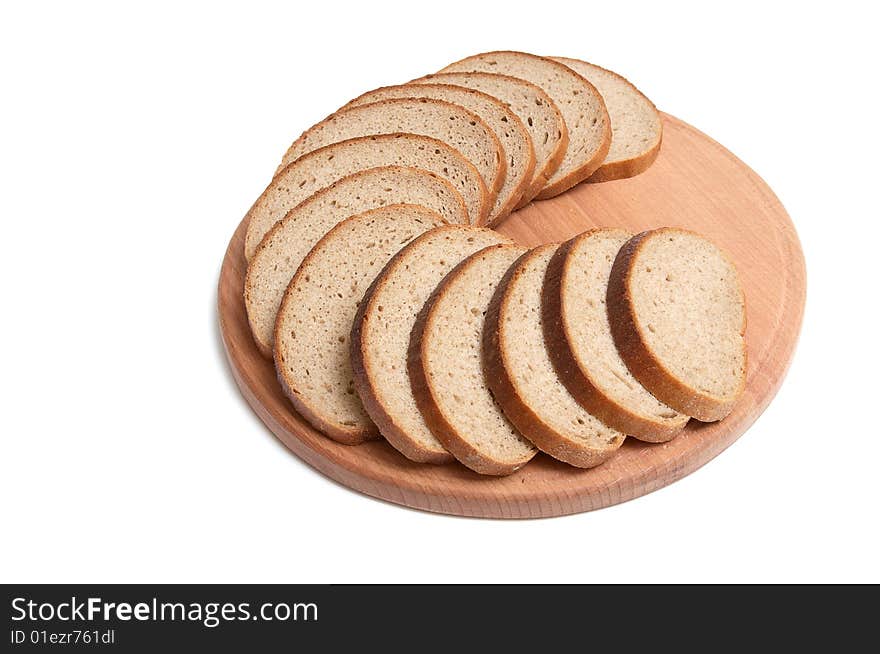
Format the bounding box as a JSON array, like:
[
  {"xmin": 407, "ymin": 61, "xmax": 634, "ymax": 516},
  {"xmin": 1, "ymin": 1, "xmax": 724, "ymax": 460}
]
[
  {"xmin": 606, "ymin": 228, "xmax": 747, "ymax": 421},
  {"xmin": 410, "ymin": 72, "xmax": 569, "ymax": 208},
  {"xmin": 245, "ymin": 165, "xmax": 466, "ymax": 358},
  {"xmin": 408, "ymin": 244, "xmax": 534, "ymax": 476},
  {"xmin": 550, "ymin": 57, "xmax": 663, "ymax": 184},
  {"xmin": 542, "ymin": 231, "xmax": 688, "ymax": 442},
  {"xmin": 342, "ymin": 84, "xmax": 535, "ymax": 224},
  {"xmin": 586, "ymin": 133, "xmax": 661, "ymax": 183},
  {"xmin": 438, "ymin": 51, "xmax": 611, "ymax": 199},
  {"xmin": 279, "ymin": 98, "xmax": 505, "ymax": 222},
  {"xmin": 246, "ymin": 133, "xmax": 489, "ymax": 260},
  {"xmin": 483, "ymin": 245, "xmax": 622, "ymax": 468}
]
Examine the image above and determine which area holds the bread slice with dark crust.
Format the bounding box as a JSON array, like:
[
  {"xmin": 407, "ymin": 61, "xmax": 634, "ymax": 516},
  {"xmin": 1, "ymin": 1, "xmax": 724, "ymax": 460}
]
[
  {"xmin": 351, "ymin": 225, "xmax": 511, "ymax": 464},
  {"xmin": 439, "ymin": 50, "xmax": 610, "ymax": 198},
  {"xmin": 246, "ymin": 166, "xmax": 467, "ymax": 358},
  {"xmin": 411, "ymin": 72, "xmax": 568, "ymax": 208},
  {"xmin": 273, "ymin": 204, "xmax": 444, "ymax": 444},
  {"xmin": 344, "ymin": 84, "xmax": 534, "ymax": 225},
  {"xmin": 550, "ymin": 57, "xmax": 662, "ymax": 183},
  {"xmin": 245, "ymin": 133, "xmax": 487, "ymax": 260},
  {"xmin": 409, "ymin": 244, "xmax": 537, "ymax": 476},
  {"xmin": 484, "ymin": 244, "xmax": 625, "ymax": 468},
  {"xmin": 278, "ymin": 98, "xmax": 505, "ymax": 213},
  {"xmin": 542, "ymin": 229, "xmax": 689, "ymax": 442},
  {"xmin": 607, "ymin": 228, "xmax": 746, "ymax": 421}
]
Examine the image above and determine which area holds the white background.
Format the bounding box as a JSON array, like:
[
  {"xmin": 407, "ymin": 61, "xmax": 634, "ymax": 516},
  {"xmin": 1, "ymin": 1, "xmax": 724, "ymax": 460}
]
[{"xmin": 1, "ymin": 1, "xmax": 877, "ymax": 584}]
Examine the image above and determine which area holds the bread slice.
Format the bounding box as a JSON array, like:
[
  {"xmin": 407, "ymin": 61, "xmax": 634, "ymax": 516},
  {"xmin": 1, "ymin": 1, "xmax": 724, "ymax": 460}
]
[
  {"xmin": 439, "ymin": 50, "xmax": 610, "ymax": 198},
  {"xmin": 410, "ymin": 244, "xmax": 537, "ymax": 475},
  {"xmin": 543, "ymin": 229, "xmax": 689, "ymax": 442},
  {"xmin": 245, "ymin": 134, "xmax": 487, "ymax": 260},
  {"xmin": 550, "ymin": 57, "xmax": 662, "ymax": 183},
  {"xmin": 412, "ymin": 72, "xmax": 568, "ymax": 207},
  {"xmin": 278, "ymin": 98, "xmax": 505, "ymax": 214},
  {"xmin": 344, "ymin": 84, "xmax": 533, "ymax": 225},
  {"xmin": 484, "ymin": 244, "xmax": 625, "ymax": 468},
  {"xmin": 607, "ymin": 228, "xmax": 746, "ymax": 421},
  {"xmin": 351, "ymin": 226, "xmax": 512, "ymax": 464},
  {"xmin": 246, "ymin": 166, "xmax": 467, "ymax": 357},
  {"xmin": 274, "ymin": 204, "xmax": 444, "ymax": 444}
]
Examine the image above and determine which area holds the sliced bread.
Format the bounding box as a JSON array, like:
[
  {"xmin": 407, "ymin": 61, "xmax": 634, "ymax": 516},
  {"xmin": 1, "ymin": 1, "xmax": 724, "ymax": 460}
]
[
  {"xmin": 245, "ymin": 134, "xmax": 486, "ymax": 260},
  {"xmin": 246, "ymin": 166, "xmax": 467, "ymax": 357},
  {"xmin": 412, "ymin": 72, "xmax": 568, "ymax": 207},
  {"xmin": 439, "ymin": 50, "xmax": 610, "ymax": 198},
  {"xmin": 274, "ymin": 204, "xmax": 444, "ymax": 444},
  {"xmin": 607, "ymin": 228, "xmax": 746, "ymax": 421},
  {"xmin": 410, "ymin": 244, "xmax": 537, "ymax": 475},
  {"xmin": 345, "ymin": 84, "xmax": 533, "ymax": 225},
  {"xmin": 351, "ymin": 226, "xmax": 512, "ymax": 464},
  {"xmin": 543, "ymin": 229, "xmax": 689, "ymax": 442},
  {"xmin": 550, "ymin": 57, "xmax": 662, "ymax": 183},
  {"xmin": 484, "ymin": 244, "xmax": 625, "ymax": 468},
  {"xmin": 278, "ymin": 98, "xmax": 505, "ymax": 213}
]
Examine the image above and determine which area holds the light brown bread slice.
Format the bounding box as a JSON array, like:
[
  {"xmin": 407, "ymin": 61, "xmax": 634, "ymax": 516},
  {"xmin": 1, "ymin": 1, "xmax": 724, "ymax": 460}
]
[
  {"xmin": 607, "ymin": 228, "xmax": 746, "ymax": 421},
  {"xmin": 543, "ymin": 229, "xmax": 689, "ymax": 442},
  {"xmin": 246, "ymin": 166, "xmax": 466, "ymax": 357},
  {"xmin": 345, "ymin": 84, "xmax": 535, "ymax": 225},
  {"xmin": 244, "ymin": 134, "xmax": 487, "ymax": 260},
  {"xmin": 440, "ymin": 50, "xmax": 610, "ymax": 198},
  {"xmin": 344, "ymin": 84, "xmax": 533, "ymax": 225},
  {"xmin": 410, "ymin": 244, "xmax": 537, "ymax": 475},
  {"xmin": 351, "ymin": 226, "xmax": 512, "ymax": 464},
  {"xmin": 484, "ymin": 244, "xmax": 625, "ymax": 468},
  {"xmin": 278, "ymin": 98, "xmax": 505, "ymax": 215},
  {"xmin": 412, "ymin": 72, "xmax": 568, "ymax": 207},
  {"xmin": 274, "ymin": 204, "xmax": 444, "ymax": 444},
  {"xmin": 550, "ymin": 57, "xmax": 662, "ymax": 183}
]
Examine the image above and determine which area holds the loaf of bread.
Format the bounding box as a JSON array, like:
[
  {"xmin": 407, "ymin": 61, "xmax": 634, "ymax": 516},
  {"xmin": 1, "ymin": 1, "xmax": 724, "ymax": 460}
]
[
  {"xmin": 543, "ymin": 229, "xmax": 689, "ymax": 442},
  {"xmin": 274, "ymin": 204, "xmax": 445, "ymax": 444},
  {"xmin": 278, "ymin": 98, "xmax": 505, "ymax": 213},
  {"xmin": 484, "ymin": 244, "xmax": 625, "ymax": 467},
  {"xmin": 351, "ymin": 226, "xmax": 511, "ymax": 463},
  {"xmin": 550, "ymin": 57, "xmax": 662, "ymax": 182},
  {"xmin": 439, "ymin": 50, "xmax": 610, "ymax": 198},
  {"xmin": 246, "ymin": 166, "xmax": 466, "ymax": 357},
  {"xmin": 411, "ymin": 72, "xmax": 568, "ymax": 208},
  {"xmin": 410, "ymin": 244, "xmax": 537, "ymax": 475},
  {"xmin": 244, "ymin": 133, "xmax": 486, "ymax": 260},
  {"xmin": 607, "ymin": 228, "xmax": 746, "ymax": 421},
  {"xmin": 344, "ymin": 84, "xmax": 534, "ymax": 225}
]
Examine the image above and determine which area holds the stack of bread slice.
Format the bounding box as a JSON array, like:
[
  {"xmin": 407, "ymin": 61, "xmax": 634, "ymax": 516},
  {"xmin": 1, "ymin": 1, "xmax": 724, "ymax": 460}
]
[{"xmin": 236, "ymin": 51, "xmax": 745, "ymax": 477}]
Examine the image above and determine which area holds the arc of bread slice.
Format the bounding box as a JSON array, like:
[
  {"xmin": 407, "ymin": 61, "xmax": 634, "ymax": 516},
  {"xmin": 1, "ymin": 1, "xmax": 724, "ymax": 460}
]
[
  {"xmin": 484, "ymin": 244, "xmax": 625, "ymax": 468},
  {"xmin": 274, "ymin": 204, "xmax": 445, "ymax": 444},
  {"xmin": 439, "ymin": 50, "xmax": 610, "ymax": 198},
  {"xmin": 607, "ymin": 228, "xmax": 746, "ymax": 421},
  {"xmin": 278, "ymin": 98, "xmax": 505, "ymax": 215},
  {"xmin": 245, "ymin": 134, "xmax": 487, "ymax": 261},
  {"xmin": 351, "ymin": 225, "xmax": 512, "ymax": 464},
  {"xmin": 344, "ymin": 84, "xmax": 534, "ymax": 225},
  {"xmin": 550, "ymin": 57, "xmax": 662, "ymax": 183},
  {"xmin": 409, "ymin": 244, "xmax": 537, "ymax": 475},
  {"xmin": 411, "ymin": 72, "xmax": 568, "ymax": 208},
  {"xmin": 542, "ymin": 229, "xmax": 689, "ymax": 442},
  {"xmin": 246, "ymin": 166, "xmax": 466, "ymax": 358}
]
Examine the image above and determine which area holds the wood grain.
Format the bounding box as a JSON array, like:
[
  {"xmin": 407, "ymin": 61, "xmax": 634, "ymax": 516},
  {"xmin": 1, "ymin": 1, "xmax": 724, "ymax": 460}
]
[{"xmin": 217, "ymin": 114, "xmax": 806, "ymax": 519}]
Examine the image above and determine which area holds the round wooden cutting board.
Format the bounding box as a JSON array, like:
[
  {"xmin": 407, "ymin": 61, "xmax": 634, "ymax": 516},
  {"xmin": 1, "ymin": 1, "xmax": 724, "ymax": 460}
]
[{"xmin": 218, "ymin": 114, "xmax": 805, "ymax": 519}]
